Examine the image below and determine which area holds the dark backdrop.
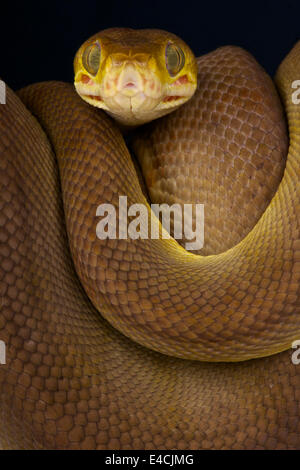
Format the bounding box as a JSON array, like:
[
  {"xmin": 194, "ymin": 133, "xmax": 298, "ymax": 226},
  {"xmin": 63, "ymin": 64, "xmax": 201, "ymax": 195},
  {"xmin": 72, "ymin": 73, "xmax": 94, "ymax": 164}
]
[{"xmin": 1, "ymin": 0, "xmax": 300, "ymax": 90}]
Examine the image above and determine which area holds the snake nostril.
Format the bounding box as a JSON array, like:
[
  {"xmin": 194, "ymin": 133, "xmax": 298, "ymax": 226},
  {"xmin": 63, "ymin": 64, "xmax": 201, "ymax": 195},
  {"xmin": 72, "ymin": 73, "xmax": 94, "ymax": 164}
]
[{"xmin": 124, "ymin": 82, "xmax": 136, "ymax": 88}]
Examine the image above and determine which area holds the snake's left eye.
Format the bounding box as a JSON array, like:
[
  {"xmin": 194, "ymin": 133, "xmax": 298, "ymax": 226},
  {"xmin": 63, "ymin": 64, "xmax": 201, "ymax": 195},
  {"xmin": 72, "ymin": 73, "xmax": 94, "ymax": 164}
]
[
  {"xmin": 165, "ymin": 43, "xmax": 185, "ymax": 76},
  {"xmin": 82, "ymin": 41, "xmax": 101, "ymax": 76}
]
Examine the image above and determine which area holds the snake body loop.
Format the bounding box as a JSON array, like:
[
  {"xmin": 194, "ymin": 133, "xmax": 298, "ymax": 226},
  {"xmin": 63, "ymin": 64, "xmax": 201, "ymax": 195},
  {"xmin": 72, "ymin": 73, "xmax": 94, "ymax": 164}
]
[{"xmin": 0, "ymin": 31, "xmax": 300, "ymax": 449}]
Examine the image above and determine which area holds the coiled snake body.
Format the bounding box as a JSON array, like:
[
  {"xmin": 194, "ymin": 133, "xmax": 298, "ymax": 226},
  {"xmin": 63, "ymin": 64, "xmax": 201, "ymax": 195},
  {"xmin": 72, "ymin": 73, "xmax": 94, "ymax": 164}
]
[{"xmin": 0, "ymin": 29, "xmax": 300, "ymax": 449}]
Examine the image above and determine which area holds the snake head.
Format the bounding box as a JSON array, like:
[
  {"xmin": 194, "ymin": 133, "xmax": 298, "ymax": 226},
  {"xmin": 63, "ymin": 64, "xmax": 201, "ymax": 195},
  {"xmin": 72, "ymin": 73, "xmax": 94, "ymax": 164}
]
[{"xmin": 74, "ymin": 28, "xmax": 198, "ymax": 126}]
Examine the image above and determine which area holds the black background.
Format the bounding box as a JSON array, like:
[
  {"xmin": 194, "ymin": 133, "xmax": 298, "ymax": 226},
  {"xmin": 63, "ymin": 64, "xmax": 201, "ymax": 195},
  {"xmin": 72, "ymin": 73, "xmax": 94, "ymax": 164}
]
[{"xmin": 1, "ymin": 0, "xmax": 300, "ymax": 90}]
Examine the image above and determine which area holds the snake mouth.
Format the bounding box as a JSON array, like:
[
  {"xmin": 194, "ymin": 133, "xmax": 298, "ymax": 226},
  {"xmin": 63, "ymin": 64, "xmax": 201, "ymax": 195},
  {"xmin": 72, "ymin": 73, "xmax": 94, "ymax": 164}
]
[
  {"xmin": 83, "ymin": 94, "xmax": 103, "ymax": 102},
  {"xmin": 163, "ymin": 95, "xmax": 184, "ymax": 103},
  {"xmin": 75, "ymin": 67, "xmax": 195, "ymax": 118},
  {"xmin": 79, "ymin": 92, "xmax": 109, "ymax": 110},
  {"xmin": 84, "ymin": 92, "xmax": 184, "ymax": 104}
]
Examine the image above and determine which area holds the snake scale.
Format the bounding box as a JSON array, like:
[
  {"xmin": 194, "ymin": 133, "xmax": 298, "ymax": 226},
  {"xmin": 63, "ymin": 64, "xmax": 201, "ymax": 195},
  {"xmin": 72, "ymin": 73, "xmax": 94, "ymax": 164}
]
[{"xmin": 0, "ymin": 28, "xmax": 300, "ymax": 449}]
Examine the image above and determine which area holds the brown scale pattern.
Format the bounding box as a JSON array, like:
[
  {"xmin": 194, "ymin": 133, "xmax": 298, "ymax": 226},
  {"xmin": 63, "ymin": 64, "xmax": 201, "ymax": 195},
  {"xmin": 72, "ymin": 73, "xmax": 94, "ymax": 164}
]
[
  {"xmin": 134, "ymin": 46, "xmax": 288, "ymax": 255},
  {"xmin": 0, "ymin": 43, "xmax": 299, "ymax": 449},
  {"xmin": 13, "ymin": 55, "xmax": 300, "ymax": 361}
]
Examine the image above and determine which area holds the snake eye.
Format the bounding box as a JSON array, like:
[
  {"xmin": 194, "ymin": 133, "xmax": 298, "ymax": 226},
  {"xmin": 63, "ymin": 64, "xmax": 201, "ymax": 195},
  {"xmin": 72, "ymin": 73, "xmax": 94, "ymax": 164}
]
[
  {"xmin": 165, "ymin": 43, "xmax": 185, "ymax": 76},
  {"xmin": 82, "ymin": 41, "xmax": 101, "ymax": 76}
]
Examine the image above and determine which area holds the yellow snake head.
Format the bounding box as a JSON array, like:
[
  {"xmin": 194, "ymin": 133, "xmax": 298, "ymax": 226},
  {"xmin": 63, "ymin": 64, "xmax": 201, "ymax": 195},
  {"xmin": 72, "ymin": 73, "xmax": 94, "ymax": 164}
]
[{"xmin": 74, "ymin": 28, "xmax": 198, "ymax": 126}]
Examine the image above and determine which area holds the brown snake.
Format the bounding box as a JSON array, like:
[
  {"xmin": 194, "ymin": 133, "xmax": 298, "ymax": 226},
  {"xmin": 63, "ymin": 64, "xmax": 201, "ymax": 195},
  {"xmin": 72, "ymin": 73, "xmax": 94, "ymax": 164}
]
[{"xmin": 0, "ymin": 28, "xmax": 300, "ymax": 449}]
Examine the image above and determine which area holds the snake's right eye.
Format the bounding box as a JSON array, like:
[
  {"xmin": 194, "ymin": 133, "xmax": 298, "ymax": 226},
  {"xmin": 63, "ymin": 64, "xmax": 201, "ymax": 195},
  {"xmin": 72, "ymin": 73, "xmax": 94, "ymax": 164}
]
[{"xmin": 82, "ymin": 41, "xmax": 101, "ymax": 76}]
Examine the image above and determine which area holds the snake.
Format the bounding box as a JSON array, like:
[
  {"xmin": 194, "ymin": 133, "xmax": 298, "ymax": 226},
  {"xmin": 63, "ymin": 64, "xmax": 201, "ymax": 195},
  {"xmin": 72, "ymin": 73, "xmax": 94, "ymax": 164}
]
[{"xmin": 0, "ymin": 27, "xmax": 300, "ymax": 449}]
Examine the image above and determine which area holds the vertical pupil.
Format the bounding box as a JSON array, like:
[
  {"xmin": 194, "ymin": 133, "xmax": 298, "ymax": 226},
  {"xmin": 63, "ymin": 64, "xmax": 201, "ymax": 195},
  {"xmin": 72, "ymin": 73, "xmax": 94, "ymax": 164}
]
[
  {"xmin": 90, "ymin": 46, "xmax": 98, "ymax": 65},
  {"xmin": 170, "ymin": 49, "xmax": 179, "ymax": 67}
]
